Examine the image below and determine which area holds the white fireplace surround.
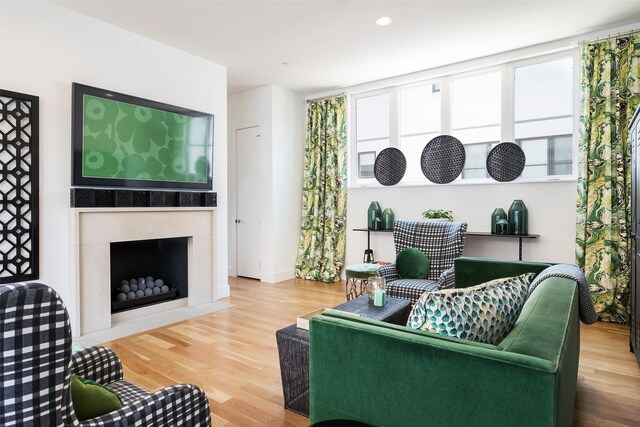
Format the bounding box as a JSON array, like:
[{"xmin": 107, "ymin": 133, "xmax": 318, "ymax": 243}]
[{"xmin": 69, "ymin": 207, "xmax": 220, "ymax": 341}]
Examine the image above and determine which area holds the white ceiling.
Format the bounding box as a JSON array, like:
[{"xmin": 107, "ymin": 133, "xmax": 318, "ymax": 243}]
[{"xmin": 55, "ymin": 1, "xmax": 640, "ymax": 95}]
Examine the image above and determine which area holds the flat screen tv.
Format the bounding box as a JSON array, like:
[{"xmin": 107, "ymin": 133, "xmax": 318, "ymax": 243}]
[{"xmin": 72, "ymin": 83, "xmax": 214, "ymax": 190}]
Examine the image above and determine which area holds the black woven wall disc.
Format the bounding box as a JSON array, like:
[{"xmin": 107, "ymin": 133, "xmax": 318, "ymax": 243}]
[
  {"xmin": 420, "ymin": 135, "xmax": 466, "ymax": 184},
  {"xmin": 486, "ymin": 142, "xmax": 526, "ymax": 182},
  {"xmin": 374, "ymin": 147, "xmax": 406, "ymax": 186}
]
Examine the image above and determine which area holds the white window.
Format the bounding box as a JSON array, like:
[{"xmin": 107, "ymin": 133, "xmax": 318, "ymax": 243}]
[
  {"xmin": 399, "ymin": 83, "xmax": 441, "ymax": 182},
  {"xmin": 354, "ymin": 92, "xmax": 390, "ymax": 184},
  {"xmin": 451, "ymin": 71, "xmax": 501, "ymax": 179},
  {"xmin": 349, "ymin": 51, "xmax": 577, "ymax": 186},
  {"xmin": 514, "ymin": 57, "xmax": 574, "ymax": 177}
]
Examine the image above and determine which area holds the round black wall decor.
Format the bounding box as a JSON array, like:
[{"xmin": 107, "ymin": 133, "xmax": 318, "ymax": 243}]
[
  {"xmin": 420, "ymin": 135, "xmax": 466, "ymax": 184},
  {"xmin": 486, "ymin": 142, "xmax": 526, "ymax": 182},
  {"xmin": 374, "ymin": 147, "xmax": 406, "ymax": 186}
]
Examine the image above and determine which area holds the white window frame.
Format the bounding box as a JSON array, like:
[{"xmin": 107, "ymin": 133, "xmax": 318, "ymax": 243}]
[{"xmin": 348, "ymin": 49, "xmax": 580, "ymax": 188}]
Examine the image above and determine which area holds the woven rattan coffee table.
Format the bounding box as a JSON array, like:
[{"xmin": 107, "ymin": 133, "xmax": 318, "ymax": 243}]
[{"xmin": 275, "ymin": 296, "xmax": 412, "ymax": 416}]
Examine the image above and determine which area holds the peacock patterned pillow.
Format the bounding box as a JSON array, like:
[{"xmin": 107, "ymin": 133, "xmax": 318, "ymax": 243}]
[{"xmin": 406, "ymin": 273, "xmax": 535, "ymax": 345}]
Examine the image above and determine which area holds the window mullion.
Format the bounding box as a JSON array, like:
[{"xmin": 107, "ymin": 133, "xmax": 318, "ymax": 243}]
[
  {"xmin": 390, "ymin": 87, "xmax": 399, "ymax": 148},
  {"xmin": 502, "ymin": 64, "xmax": 514, "ymax": 143},
  {"xmin": 440, "ymin": 76, "xmax": 451, "ymax": 135}
]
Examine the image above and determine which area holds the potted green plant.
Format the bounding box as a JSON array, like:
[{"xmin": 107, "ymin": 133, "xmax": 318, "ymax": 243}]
[{"xmin": 421, "ymin": 209, "xmax": 454, "ymax": 221}]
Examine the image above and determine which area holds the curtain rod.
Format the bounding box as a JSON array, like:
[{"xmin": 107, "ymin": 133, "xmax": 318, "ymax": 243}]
[
  {"xmin": 581, "ymin": 28, "xmax": 638, "ymax": 45},
  {"xmin": 306, "ymin": 93, "xmax": 346, "ymax": 102}
]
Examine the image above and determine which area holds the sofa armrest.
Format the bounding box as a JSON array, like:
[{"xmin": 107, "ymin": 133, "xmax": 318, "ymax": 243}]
[
  {"xmin": 377, "ymin": 264, "xmax": 399, "ymax": 281},
  {"xmin": 309, "ymin": 315, "xmax": 558, "ymax": 427},
  {"xmin": 78, "ymin": 384, "xmax": 211, "ymax": 426},
  {"xmin": 437, "ymin": 267, "xmax": 455, "ymax": 289},
  {"xmin": 71, "ymin": 346, "xmax": 123, "ymax": 384},
  {"xmin": 454, "ymin": 256, "xmax": 552, "ymax": 288}
]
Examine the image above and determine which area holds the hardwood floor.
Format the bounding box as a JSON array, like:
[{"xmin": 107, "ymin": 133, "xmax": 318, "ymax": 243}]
[{"xmin": 102, "ymin": 277, "xmax": 640, "ymax": 426}]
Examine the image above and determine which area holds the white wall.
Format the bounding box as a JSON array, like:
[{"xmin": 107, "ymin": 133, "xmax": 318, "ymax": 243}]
[
  {"xmin": 227, "ymin": 85, "xmax": 304, "ymax": 282},
  {"xmin": 0, "ymin": 1, "xmax": 228, "ymax": 331},
  {"xmin": 271, "ymin": 86, "xmax": 305, "ymax": 281},
  {"xmin": 346, "ymin": 181, "xmax": 577, "ymax": 268},
  {"xmin": 227, "ymin": 86, "xmax": 272, "ymax": 278}
]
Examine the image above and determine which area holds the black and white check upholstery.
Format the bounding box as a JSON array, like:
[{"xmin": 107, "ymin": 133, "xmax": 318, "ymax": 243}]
[
  {"xmin": 377, "ymin": 220, "xmax": 467, "ymax": 303},
  {"xmin": 0, "ymin": 282, "xmax": 212, "ymax": 426}
]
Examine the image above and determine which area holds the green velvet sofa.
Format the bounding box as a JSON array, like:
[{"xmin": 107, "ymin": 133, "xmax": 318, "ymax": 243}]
[{"xmin": 309, "ymin": 257, "xmax": 580, "ymax": 427}]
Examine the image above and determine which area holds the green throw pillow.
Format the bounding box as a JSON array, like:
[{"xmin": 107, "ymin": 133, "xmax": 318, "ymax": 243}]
[
  {"xmin": 70, "ymin": 374, "xmax": 123, "ymax": 421},
  {"xmin": 396, "ymin": 247, "xmax": 430, "ymax": 279}
]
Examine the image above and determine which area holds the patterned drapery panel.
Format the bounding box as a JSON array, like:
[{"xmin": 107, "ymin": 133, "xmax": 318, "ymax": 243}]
[
  {"xmin": 295, "ymin": 96, "xmax": 347, "ymax": 283},
  {"xmin": 576, "ymin": 34, "xmax": 640, "ymax": 323}
]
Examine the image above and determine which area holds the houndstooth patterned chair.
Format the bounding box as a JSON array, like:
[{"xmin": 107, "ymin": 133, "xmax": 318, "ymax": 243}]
[
  {"xmin": 377, "ymin": 220, "xmax": 467, "ymax": 304},
  {"xmin": 0, "ymin": 282, "xmax": 211, "ymax": 426}
]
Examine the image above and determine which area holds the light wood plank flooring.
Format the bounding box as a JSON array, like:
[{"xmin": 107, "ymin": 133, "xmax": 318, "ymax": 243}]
[{"xmin": 102, "ymin": 277, "xmax": 640, "ymax": 426}]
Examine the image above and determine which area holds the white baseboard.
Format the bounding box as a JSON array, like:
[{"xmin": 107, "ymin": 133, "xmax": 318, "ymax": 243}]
[
  {"xmin": 217, "ymin": 284, "xmax": 230, "ymax": 298},
  {"xmin": 261, "ymin": 269, "xmax": 295, "ymax": 284}
]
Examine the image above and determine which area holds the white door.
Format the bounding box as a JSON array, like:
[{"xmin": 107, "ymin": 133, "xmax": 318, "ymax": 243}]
[{"xmin": 236, "ymin": 126, "xmax": 261, "ymax": 279}]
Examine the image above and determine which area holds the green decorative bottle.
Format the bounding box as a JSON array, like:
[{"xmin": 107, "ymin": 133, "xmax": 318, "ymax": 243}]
[
  {"xmin": 368, "ymin": 201, "xmax": 382, "ymax": 229},
  {"xmin": 490, "ymin": 208, "xmax": 507, "ymax": 234},
  {"xmin": 382, "ymin": 208, "xmax": 395, "ymax": 230},
  {"xmin": 508, "ymin": 199, "xmax": 528, "ymax": 235}
]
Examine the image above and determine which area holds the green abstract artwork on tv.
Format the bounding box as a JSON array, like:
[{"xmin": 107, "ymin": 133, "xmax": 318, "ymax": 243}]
[{"xmin": 82, "ymin": 95, "xmax": 211, "ymax": 183}]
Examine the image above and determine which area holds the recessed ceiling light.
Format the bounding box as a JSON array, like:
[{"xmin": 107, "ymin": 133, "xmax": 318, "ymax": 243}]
[{"xmin": 375, "ymin": 16, "xmax": 392, "ymax": 26}]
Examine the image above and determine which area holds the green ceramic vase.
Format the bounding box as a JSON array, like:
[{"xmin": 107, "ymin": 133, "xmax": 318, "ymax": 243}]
[
  {"xmin": 382, "ymin": 208, "xmax": 395, "ymax": 230},
  {"xmin": 490, "ymin": 208, "xmax": 507, "ymax": 234},
  {"xmin": 368, "ymin": 201, "xmax": 382, "ymax": 229},
  {"xmin": 508, "ymin": 199, "xmax": 528, "ymax": 235}
]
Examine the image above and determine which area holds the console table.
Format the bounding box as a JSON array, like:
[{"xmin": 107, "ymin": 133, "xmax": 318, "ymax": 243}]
[
  {"xmin": 466, "ymin": 232, "xmax": 539, "ymax": 261},
  {"xmin": 353, "ymin": 228, "xmax": 393, "ymax": 263},
  {"xmin": 353, "ymin": 227, "xmax": 539, "ymax": 261}
]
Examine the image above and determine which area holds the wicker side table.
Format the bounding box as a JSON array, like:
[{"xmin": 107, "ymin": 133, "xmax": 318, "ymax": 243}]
[
  {"xmin": 344, "ymin": 263, "xmax": 384, "ymax": 301},
  {"xmin": 276, "ymin": 296, "xmax": 412, "ymax": 417}
]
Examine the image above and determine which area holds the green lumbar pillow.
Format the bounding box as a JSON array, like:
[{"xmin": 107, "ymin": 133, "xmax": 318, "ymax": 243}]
[
  {"xmin": 70, "ymin": 374, "xmax": 123, "ymax": 421},
  {"xmin": 396, "ymin": 247, "xmax": 430, "ymax": 279}
]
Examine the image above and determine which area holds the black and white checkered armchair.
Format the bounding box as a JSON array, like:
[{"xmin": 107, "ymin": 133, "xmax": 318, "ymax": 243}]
[
  {"xmin": 377, "ymin": 220, "xmax": 467, "ymax": 303},
  {"xmin": 0, "ymin": 282, "xmax": 211, "ymax": 426}
]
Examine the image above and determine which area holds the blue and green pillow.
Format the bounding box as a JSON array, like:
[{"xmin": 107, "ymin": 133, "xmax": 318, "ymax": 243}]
[{"xmin": 406, "ymin": 273, "xmax": 534, "ymax": 345}]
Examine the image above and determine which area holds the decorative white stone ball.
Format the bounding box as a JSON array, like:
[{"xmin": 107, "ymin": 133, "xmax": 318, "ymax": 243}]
[
  {"xmin": 144, "ymin": 288, "xmax": 153, "ymax": 296},
  {"xmin": 155, "ymin": 279, "xmax": 164, "ymax": 287},
  {"xmin": 146, "ymin": 280, "xmax": 155, "ymax": 288},
  {"xmin": 121, "ymin": 280, "xmax": 129, "ymax": 287},
  {"xmin": 161, "ymin": 285, "xmax": 169, "ymax": 293},
  {"xmin": 136, "ymin": 289, "xmax": 144, "ymax": 298},
  {"xmin": 121, "ymin": 284, "xmax": 130, "ymax": 294},
  {"xmin": 153, "ymin": 287, "xmax": 161, "ymax": 295},
  {"xmin": 130, "ymin": 284, "xmax": 138, "ymax": 292},
  {"xmin": 127, "ymin": 291, "xmax": 136, "ymax": 299},
  {"xmin": 116, "ymin": 293, "xmax": 127, "ymax": 301},
  {"xmin": 139, "ymin": 282, "xmax": 146, "ymax": 291},
  {"xmin": 146, "ymin": 276, "xmax": 154, "ymax": 282},
  {"xmin": 129, "ymin": 278, "xmax": 137, "ymax": 285}
]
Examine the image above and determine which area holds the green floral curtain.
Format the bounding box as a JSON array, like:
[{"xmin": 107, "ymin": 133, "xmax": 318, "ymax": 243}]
[
  {"xmin": 295, "ymin": 96, "xmax": 347, "ymax": 283},
  {"xmin": 576, "ymin": 34, "xmax": 640, "ymax": 323}
]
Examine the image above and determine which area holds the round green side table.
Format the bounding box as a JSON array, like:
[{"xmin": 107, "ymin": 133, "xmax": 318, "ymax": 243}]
[{"xmin": 345, "ymin": 263, "xmax": 383, "ymax": 301}]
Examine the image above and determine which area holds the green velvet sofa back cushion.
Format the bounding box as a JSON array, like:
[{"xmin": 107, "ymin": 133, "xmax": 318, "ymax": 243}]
[{"xmin": 454, "ymin": 256, "xmax": 552, "ymax": 288}]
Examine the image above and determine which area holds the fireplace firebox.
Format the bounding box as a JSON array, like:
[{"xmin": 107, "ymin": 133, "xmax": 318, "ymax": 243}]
[{"xmin": 110, "ymin": 237, "xmax": 188, "ymax": 313}]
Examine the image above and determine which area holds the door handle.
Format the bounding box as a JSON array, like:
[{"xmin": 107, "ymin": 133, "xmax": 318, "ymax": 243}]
[{"xmin": 235, "ymin": 219, "xmax": 241, "ymax": 224}]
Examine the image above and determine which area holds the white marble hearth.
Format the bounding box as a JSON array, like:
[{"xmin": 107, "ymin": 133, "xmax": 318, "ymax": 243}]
[{"xmin": 69, "ymin": 207, "xmax": 219, "ymax": 339}]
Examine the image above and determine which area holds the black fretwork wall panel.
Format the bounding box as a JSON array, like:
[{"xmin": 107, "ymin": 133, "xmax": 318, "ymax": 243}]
[{"xmin": 0, "ymin": 90, "xmax": 39, "ymax": 283}]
